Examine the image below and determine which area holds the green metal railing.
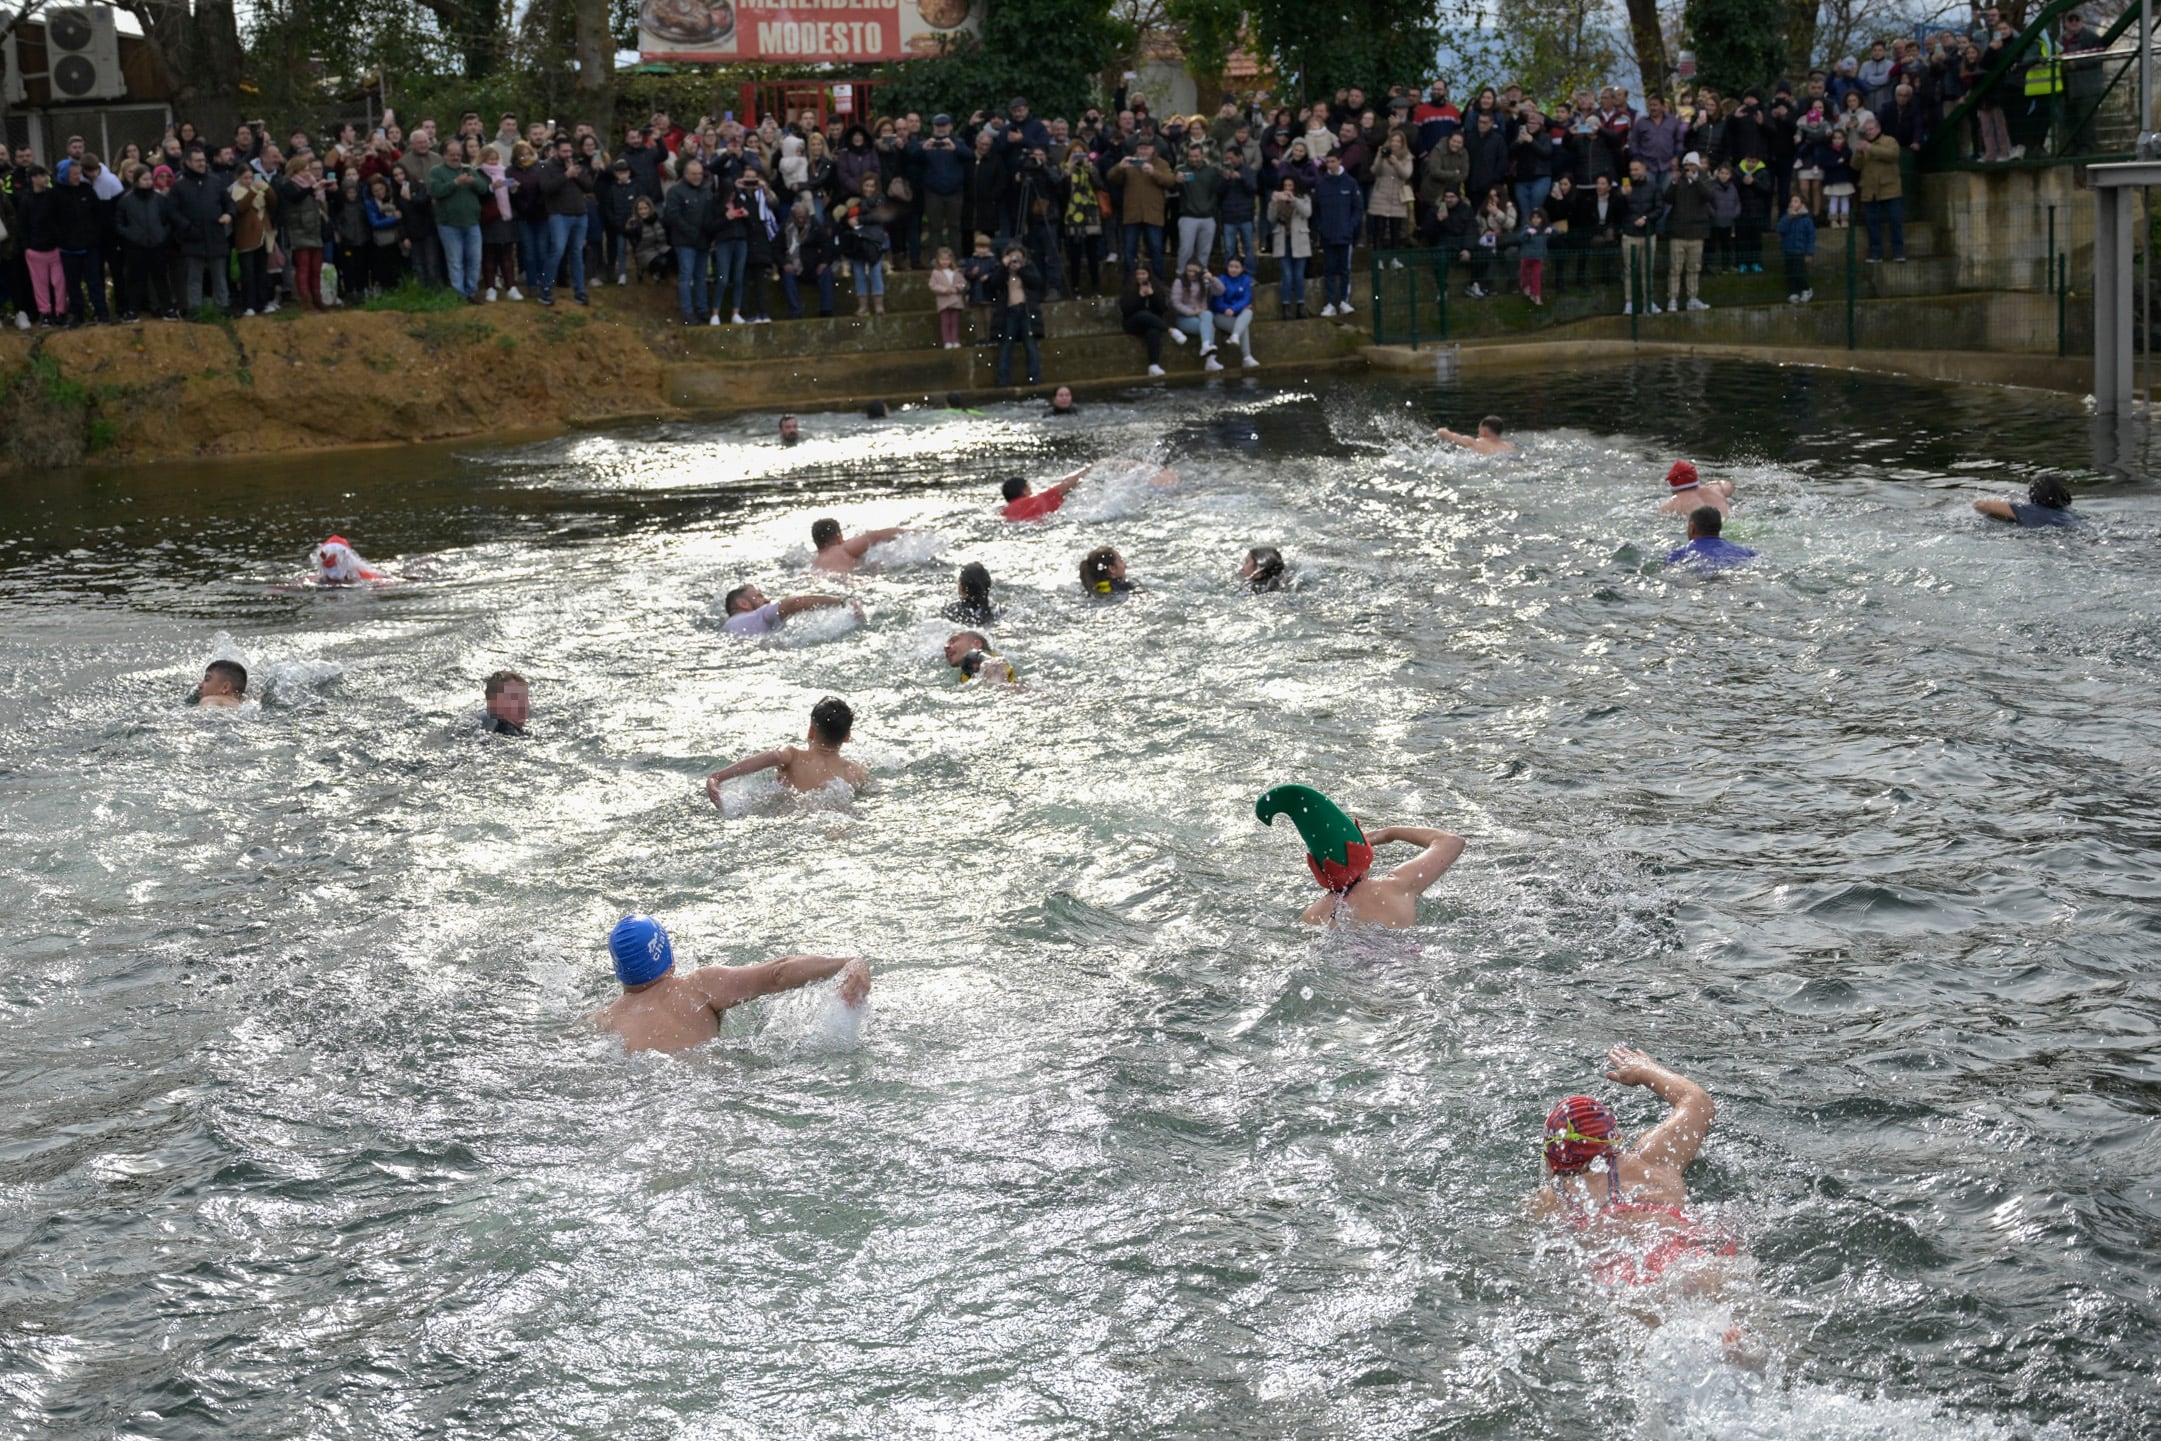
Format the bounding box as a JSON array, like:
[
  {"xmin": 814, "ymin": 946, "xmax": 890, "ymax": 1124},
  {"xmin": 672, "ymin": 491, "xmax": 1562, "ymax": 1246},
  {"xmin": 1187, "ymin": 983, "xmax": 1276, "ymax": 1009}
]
[{"xmin": 1922, "ymin": 0, "xmax": 2148, "ymax": 171}]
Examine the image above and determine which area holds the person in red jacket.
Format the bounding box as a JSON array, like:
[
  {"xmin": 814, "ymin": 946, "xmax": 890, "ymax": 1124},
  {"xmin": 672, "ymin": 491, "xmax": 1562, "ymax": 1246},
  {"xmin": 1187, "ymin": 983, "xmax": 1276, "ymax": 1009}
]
[{"xmin": 998, "ymin": 466, "xmax": 1085, "ymax": 521}]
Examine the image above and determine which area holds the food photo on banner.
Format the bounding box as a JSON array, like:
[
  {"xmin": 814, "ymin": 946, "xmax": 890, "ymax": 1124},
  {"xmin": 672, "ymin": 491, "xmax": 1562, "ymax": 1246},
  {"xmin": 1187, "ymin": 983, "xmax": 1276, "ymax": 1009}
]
[{"xmin": 638, "ymin": 0, "xmax": 983, "ymax": 62}]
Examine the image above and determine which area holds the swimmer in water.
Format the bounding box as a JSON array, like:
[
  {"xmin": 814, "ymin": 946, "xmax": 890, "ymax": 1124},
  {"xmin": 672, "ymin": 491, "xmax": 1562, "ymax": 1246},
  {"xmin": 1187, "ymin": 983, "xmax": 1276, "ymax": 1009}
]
[
  {"xmin": 944, "ymin": 629, "xmax": 988, "ymax": 666},
  {"xmin": 1530, "ymin": 1045, "xmax": 1748, "ymax": 1333},
  {"xmin": 1080, "ymin": 545, "xmax": 1134, "ymax": 596},
  {"xmin": 1256, "ymin": 783, "xmax": 1465, "ymax": 928},
  {"xmin": 313, "ymin": 534, "xmax": 386, "ymax": 583},
  {"xmin": 1000, "ymin": 467, "xmax": 1084, "ymax": 521},
  {"xmin": 593, "ymin": 913, "xmax": 871, "ymax": 1055},
  {"xmin": 1435, "ymin": 414, "xmax": 1517, "ymax": 454},
  {"xmin": 1045, "ymin": 385, "xmax": 1080, "ymax": 417},
  {"xmin": 480, "ymin": 668, "xmax": 529, "ymax": 735},
  {"xmin": 810, "ymin": 517, "xmax": 907, "ymax": 574},
  {"xmin": 1241, "ymin": 545, "xmax": 1286, "ymax": 592},
  {"xmin": 945, "ymin": 562, "xmax": 996, "ymax": 624},
  {"xmin": 197, "ymin": 659, "xmax": 248, "ymax": 708},
  {"xmin": 778, "ymin": 414, "xmax": 801, "ymax": 446},
  {"xmin": 1975, "ymin": 474, "xmax": 2080, "ymax": 528},
  {"xmin": 943, "ymin": 630, "xmax": 1016, "ymax": 683},
  {"xmin": 1656, "ymin": 460, "xmax": 1735, "ymax": 517},
  {"xmin": 1664, "ymin": 507, "xmax": 1756, "ymax": 569},
  {"xmin": 720, "ymin": 584, "xmax": 863, "ymax": 637},
  {"xmin": 704, "ymin": 696, "xmax": 868, "ymax": 805}
]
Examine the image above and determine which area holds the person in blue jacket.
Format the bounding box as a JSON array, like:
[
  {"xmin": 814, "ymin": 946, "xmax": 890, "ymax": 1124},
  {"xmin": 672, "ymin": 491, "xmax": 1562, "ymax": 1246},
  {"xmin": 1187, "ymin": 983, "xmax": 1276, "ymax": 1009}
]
[
  {"xmin": 1776, "ymin": 195, "xmax": 1816, "ymax": 303},
  {"xmin": 1209, "ymin": 254, "xmax": 1260, "ymax": 367},
  {"xmin": 1666, "ymin": 507, "xmax": 1757, "ymax": 568},
  {"xmin": 1311, "ymin": 151, "xmax": 1364, "ymax": 317}
]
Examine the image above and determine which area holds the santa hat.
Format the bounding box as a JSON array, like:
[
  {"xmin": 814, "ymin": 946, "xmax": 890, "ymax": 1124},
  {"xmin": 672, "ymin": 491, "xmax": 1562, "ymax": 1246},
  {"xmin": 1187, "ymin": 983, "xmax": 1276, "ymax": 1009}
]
[
  {"xmin": 1256, "ymin": 784, "xmax": 1373, "ymax": 892},
  {"xmin": 1666, "ymin": 461, "xmax": 1700, "ymax": 491}
]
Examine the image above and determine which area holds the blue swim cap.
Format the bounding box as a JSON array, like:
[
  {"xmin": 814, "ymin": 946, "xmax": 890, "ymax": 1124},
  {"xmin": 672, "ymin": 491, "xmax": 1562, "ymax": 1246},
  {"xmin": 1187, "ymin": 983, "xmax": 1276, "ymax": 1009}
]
[{"xmin": 608, "ymin": 914, "xmax": 674, "ymax": 986}]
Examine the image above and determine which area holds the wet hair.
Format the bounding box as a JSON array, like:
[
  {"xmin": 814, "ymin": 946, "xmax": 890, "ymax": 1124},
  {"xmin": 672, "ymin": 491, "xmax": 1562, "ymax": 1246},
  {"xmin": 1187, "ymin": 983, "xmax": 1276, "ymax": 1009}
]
[
  {"xmin": 1246, "ymin": 546, "xmax": 1285, "ymax": 589},
  {"xmin": 809, "ymin": 696, "xmax": 853, "ymax": 746},
  {"xmin": 1000, "ymin": 475, "xmax": 1030, "ymax": 502},
  {"xmin": 484, "ymin": 668, "xmax": 527, "ymax": 698},
  {"xmin": 1479, "ymin": 415, "xmax": 1505, "ymax": 436},
  {"xmin": 204, "ymin": 659, "xmax": 248, "ymax": 695},
  {"xmin": 2028, "ymin": 474, "xmax": 2072, "ymax": 510},
  {"xmin": 946, "ymin": 391, "xmax": 968, "ymax": 407},
  {"xmin": 1081, "ymin": 545, "xmax": 1121, "ymax": 588},
  {"xmin": 1689, "ymin": 505, "xmax": 1725, "ymax": 535},
  {"xmin": 723, "ymin": 585, "xmax": 757, "ymax": 614},
  {"xmin": 864, "ymin": 400, "xmax": 888, "ymax": 419},
  {"xmin": 812, "ymin": 518, "xmax": 842, "ymax": 549},
  {"xmin": 957, "ymin": 561, "xmax": 992, "ymax": 609}
]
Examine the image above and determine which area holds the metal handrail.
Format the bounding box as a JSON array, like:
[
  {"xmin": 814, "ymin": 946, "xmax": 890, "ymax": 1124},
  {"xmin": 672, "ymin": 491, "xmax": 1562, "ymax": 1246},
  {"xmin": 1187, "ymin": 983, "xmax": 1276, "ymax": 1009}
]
[{"xmin": 1922, "ymin": 0, "xmax": 2142, "ymax": 170}]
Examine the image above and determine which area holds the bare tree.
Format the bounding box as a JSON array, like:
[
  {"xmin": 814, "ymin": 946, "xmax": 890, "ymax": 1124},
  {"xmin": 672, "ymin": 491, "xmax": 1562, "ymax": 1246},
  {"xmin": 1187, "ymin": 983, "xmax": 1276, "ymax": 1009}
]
[{"xmin": 108, "ymin": 0, "xmax": 248, "ymax": 139}]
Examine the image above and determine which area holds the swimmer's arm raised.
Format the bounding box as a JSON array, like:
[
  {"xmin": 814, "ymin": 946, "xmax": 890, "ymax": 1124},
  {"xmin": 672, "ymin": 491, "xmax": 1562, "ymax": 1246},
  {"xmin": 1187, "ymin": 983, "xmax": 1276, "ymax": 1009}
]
[
  {"xmin": 1608, "ymin": 1044, "xmax": 1715, "ymax": 1173},
  {"xmin": 1435, "ymin": 427, "xmax": 1472, "ymax": 447},
  {"xmin": 1973, "ymin": 498, "xmax": 2016, "ymax": 521},
  {"xmin": 1370, "ymin": 825, "xmax": 1466, "ymax": 896},
  {"xmin": 698, "ymin": 955, "xmax": 869, "ymax": 1009},
  {"xmin": 844, "ymin": 527, "xmax": 905, "ymax": 558}
]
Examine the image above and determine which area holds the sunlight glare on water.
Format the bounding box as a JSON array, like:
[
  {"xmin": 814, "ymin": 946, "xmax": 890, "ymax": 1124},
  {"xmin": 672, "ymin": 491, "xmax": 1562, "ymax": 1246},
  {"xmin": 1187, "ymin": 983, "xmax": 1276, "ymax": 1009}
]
[{"xmin": 0, "ymin": 360, "xmax": 2155, "ymax": 1440}]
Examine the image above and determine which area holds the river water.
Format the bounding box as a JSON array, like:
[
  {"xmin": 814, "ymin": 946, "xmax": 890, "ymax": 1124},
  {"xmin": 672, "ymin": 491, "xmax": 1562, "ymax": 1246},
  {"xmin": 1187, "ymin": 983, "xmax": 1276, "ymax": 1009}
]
[{"xmin": 1, "ymin": 360, "xmax": 2155, "ymax": 1440}]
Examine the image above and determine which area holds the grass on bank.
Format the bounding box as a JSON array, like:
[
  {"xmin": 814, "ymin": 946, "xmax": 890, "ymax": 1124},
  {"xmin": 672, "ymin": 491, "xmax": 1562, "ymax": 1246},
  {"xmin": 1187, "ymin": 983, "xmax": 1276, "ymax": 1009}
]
[{"xmin": 361, "ymin": 279, "xmax": 471, "ymax": 314}]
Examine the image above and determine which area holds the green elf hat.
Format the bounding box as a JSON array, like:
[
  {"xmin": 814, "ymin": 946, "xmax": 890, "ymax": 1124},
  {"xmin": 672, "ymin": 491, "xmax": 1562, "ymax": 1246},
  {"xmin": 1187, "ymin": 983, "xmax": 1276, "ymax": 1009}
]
[{"xmin": 1256, "ymin": 784, "xmax": 1374, "ymax": 892}]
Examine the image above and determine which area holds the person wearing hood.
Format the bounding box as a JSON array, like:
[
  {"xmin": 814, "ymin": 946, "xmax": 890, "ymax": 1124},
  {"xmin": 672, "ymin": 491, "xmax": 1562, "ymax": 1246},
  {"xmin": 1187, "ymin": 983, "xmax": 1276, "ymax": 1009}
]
[
  {"xmin": 1255, "ymin": 784, "xmax": 1466, "ymax": 928},
  {"xmin": 835, "ymin": 125, "xmax": 880, "ymax": 204},
  {"xmin": 114, "ymin": 163, "xmax": 177, "ymax": 321},
  {"xmin": 54, "ymin": 155, "xmax": 112, "ymax": 323}
]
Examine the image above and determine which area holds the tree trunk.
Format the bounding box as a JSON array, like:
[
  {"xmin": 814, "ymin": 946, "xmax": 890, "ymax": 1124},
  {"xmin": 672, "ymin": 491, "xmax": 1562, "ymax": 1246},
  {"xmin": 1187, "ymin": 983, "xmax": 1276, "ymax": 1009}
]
[
  {"xmin": 1624, "ymin": 0, "xmax": 1669, "ymax": 100},
  {"xmin": 119, "ymin": 0, "xmax": 245, "ymax": 141},
  {"xmin": 572, "ymin": 0, "xmax": 616, "ymax": 137},
  {"xmin": 1784, "ymin": 0, "xmax": 1818, "ymax": 79}
]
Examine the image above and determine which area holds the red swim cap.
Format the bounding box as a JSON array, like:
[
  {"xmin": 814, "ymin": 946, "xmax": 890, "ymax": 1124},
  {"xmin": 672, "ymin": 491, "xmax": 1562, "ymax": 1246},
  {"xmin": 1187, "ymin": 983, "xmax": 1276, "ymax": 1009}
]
[
  {"xmin": 323, "ymin": 534, "xmax": 352, "ymax": 548},
  {"xmin": 1544, "ymin": 1094, "xmax": 1619, "ymax": 1173},
  {"xmin": 1666, "ymin": 461, "xmax": 1700, "ymax": 491}
]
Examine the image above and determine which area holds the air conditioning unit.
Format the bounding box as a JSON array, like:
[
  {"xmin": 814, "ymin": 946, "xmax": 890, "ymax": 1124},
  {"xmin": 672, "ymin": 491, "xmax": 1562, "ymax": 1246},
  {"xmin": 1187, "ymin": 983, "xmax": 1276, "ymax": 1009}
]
[
  {"xmin": 2, "ymin": 26, "xmax": 28, "ymax": 105},
  {"xmin": 43, "ymin": 4, "xmax": 126, "ymax": 102}
]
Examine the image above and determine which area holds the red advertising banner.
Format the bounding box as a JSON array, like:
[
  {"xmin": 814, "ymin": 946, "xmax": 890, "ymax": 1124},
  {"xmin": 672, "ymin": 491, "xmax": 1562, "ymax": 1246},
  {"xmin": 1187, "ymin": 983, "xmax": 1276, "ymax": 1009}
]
[{"xmin": 638, "ymin": 0, "xmax": 982, "ymax": 63}]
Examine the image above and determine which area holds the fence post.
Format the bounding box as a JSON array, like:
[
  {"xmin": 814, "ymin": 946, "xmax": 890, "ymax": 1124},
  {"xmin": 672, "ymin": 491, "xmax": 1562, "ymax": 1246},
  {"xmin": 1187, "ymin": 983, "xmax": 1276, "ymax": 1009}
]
[
  {"xmin": 1845, "ymin": 219, "xmax": 1857, "ymax": 350},
  {"xmin": 1628, "ymin": 245, "xmax": 1637, "ymax": 343},
  {"xmin": 1407, "ymin": 261, "xmax": 1419, "ymax": 352},
  {"xmin": 2057, "ymin": 250, "xmax": 2068, "ymax": 358},
  {"xmin": 1371, "ymin": 247, "xmax": 1382, "ymax": 347}
]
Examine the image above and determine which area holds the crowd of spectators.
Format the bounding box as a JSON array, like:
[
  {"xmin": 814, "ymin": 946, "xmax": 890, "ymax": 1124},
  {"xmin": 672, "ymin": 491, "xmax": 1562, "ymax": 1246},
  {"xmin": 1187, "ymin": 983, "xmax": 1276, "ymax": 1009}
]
[{"xmin": 0, "ymin": 11, "xmax": 2111, "ymax": 338}]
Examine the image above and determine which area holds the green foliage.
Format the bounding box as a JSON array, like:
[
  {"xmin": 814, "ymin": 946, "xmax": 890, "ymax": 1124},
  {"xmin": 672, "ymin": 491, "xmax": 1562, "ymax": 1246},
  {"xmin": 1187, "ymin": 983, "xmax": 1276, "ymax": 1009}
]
[
  {"xmin": 362, "ymin": 278, "xmax": 471, "ymax": 313},
  {"xmin": 189, "ymin": 303, "xmax": 230, "ymax": 326},
  {"xmin": 1497, "ymin": 0, "xmax": 1619, "ymax": 106},
  {"xmin": 1163, "ymin": 0, "xmax": 1244, "ymax": 86},
  {"xmin": 1266, "ymin": 0, "xmax": 1443, "ymax": 98},
  {"xmin": 874, "ymin": 0, "xmax": 1124, "ymax": 122},
  {"xmin": 87, "ymin": 418, "xmax": 120, "ymax": 453},
  {"xmin": 1684, "ymin": 0, "xmax": 1789, "ymax": 93},
  {"xmin": 31, "ymin": 353, "xmax": 87, "ymax": 408}
]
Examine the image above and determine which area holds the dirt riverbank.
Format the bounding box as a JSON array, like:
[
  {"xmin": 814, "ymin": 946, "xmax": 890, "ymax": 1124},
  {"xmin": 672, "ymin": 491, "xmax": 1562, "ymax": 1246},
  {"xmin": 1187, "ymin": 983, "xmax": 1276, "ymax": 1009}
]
[{"xmin": 0, "ymin": 304, "xmax": 678, "ymax": 472}]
